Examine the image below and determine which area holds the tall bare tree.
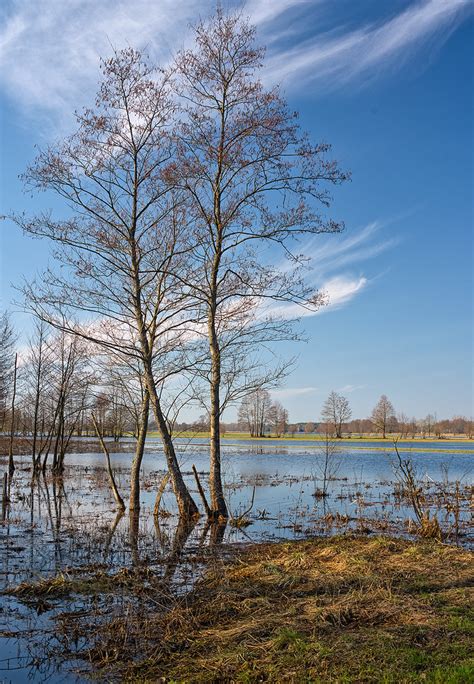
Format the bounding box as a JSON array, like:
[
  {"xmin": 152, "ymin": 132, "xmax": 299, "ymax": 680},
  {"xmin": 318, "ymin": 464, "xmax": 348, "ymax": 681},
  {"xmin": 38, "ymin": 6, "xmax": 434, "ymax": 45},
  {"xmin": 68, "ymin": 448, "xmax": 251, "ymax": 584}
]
[
  {"xmin": 40, "ymin": 330, "xmax": 91, "ymax": 475},
  {"xmin": 321, "ymin": 391, "xmax": 352, "ymax": 438},
  {"xmin": 371, "ymin": 394, "xmax": 396, "ymax": 439},
  {"xmin": 174, "ymin": 10, "xmax": 349, "ymax": 517},
  {"xmin": 0, "ymin": 312, "xmax": 15, "ymax": 432},
  {"xmin": 29, "ymin": 320, "xmax": 47, "ymax": 468},
  {"xmin": 14, "ymin": 50, "xmax": 198, "ymax": 517},
  {"xmin": 7, "ymin": 352, "xmax": 18, "ymax": 476},
  {"xmin": 20, "ymin": 318, "xmax": 54, "ymax": 470}
]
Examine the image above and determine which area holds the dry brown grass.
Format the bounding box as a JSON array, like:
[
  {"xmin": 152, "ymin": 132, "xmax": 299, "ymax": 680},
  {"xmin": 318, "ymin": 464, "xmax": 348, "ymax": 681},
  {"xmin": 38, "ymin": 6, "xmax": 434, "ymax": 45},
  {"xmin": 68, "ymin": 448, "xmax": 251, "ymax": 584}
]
[
  {"xmin": 47, "ymin": 535, "xmax": 473, "ymax": 683},
  {"xmin": 7, "ymin": 565, "xmax": 169, "ymax": 599}
]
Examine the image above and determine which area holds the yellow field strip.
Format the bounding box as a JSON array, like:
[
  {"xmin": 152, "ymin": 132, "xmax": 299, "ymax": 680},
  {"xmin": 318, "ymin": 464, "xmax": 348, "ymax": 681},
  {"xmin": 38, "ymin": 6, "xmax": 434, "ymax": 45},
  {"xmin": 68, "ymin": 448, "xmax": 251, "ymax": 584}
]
[{"xmin": 175, "ymin": 441, "xmax": 473, "ymax": 455}]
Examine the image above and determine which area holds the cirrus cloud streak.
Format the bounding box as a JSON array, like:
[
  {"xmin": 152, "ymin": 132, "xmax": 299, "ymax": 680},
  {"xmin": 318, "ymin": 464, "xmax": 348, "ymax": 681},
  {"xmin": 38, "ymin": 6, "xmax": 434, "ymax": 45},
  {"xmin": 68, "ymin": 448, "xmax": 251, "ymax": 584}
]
[{"xmin": 0, "ymin": 1, "xmax": 472, "ymax": 127}]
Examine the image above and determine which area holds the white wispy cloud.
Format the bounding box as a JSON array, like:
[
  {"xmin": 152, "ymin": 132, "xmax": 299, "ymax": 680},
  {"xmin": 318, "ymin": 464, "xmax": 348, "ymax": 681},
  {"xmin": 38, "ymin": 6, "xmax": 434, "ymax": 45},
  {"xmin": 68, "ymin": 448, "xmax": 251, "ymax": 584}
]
[
  {"xmin": 0, "ymin": 0, "xmax": 194, "ymax": 128},
  {"xmin": 263, "ymin": 0, "xmax": 473, "ymax": 89},
  {"xmin": 264, "ymin": 219, "xmax": 396, "ymax": 318},
  {"xmin": 323, "ymin": 275, "xmax": 368, "ymax": 310},
  {"xmin": 263, "ymin": 274, "xmax": 368, "ymax": 320},
  {"xmin": 305, "ymin": 221, "xmax": 397, "ymax": 277},
  {"xmin": 0, "ymin": 0, "xmax": 471, "ymax": 126}
]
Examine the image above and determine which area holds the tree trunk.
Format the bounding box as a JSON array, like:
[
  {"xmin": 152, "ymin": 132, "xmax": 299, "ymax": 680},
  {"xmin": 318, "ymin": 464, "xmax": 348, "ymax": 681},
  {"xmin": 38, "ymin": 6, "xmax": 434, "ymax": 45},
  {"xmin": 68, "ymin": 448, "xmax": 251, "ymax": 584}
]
[
  {"xmin": 7, "ymin": 353, "xmax": 18, "ymax": 478},
  {"xmin": 144, "ymin": 365, "xmax": 199, "ymax": 519},
  {"xmin": 32, "ymin": 338, "xmax": 43, "ymax": 470},
  {"xmin": 208, "ymin": 313, "xmax": 228, "ymax": 519},
  {"xmin": 192, "ymin": 464, "xmax": 212, "ymax": 519},
  {"xmin": 129, "ymin": 233, "xmax": 198, "ymax": 520},
  {"xmin": 129, "ymin": 389, "xmax": 149, "ymax": 512},
  {"xmin": 129, "ymin": 508, "xmax": 140, "ymax": 566}
]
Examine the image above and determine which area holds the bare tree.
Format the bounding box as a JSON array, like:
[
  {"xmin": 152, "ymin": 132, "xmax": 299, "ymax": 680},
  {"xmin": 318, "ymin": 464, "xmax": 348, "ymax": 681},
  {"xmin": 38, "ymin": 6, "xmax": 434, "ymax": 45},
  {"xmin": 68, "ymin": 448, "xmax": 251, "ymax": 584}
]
[
  {"xmin": 29, "ymin": 321, "xmax": 47, "ymax": 468},
  {"xmin": 321, "ymin": 391, "xmax": 351, "ymax": 438},
  {"xmin": 174, "ymin": 10, "xmax": 349, "ymax": 517},
  {"xmin": 422, "ymin": 413, "xmax": 436, "ymax": 438},
  {"xmin": 397, "ymin": 412, "xmax": 410, "ymax": 438},
  {"xmin": 14, "ymin": 50, "xmax": 199, "ymax": 518},
  {"xmin": 19, "ymin": 318, "xmax": 54, "ymax": 470},
  {"xmin": 41, "ymin": 331, "xmax": 91, "ymax": 475},
  {"xmin": 0, "ymin": 312, "xmax": 15, "ymax": 432},
  {"xmin": 371, "ymin": 394, "xmax": 396, "ymax": 439},
  {"xmin": 268, "ymin": 401, "xmax": 289, "ymax": 437},
  {"xmin": 238, "ymin": 389, "xmax": 273, "ymax": 437},
  {"xmin": 7, "ymin": 352, "xmax": 18, "ymax": 476},
  {"xmin": 314, "ymin": 428, "xmax": 341, "ymax": 499}
]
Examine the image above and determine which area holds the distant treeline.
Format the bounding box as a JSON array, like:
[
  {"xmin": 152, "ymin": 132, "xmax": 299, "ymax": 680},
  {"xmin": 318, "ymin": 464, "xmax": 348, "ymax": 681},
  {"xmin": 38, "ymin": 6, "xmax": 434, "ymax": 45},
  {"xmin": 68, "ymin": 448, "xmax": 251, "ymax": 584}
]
[
  {"xmin": 175, "ymin": 389, "xmax": 473, "ymax": 439},
  {"xmin": 175, "ymin": 416, "xmax": 474, "ymax": 439}
]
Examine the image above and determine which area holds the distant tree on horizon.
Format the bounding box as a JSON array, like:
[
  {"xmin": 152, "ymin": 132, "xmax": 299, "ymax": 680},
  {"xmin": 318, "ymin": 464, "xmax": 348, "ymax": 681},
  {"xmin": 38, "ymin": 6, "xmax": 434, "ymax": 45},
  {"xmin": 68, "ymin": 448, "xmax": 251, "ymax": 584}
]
[
  {"xmin": 238, "ymin": 389, "xmax": 272, "ymax": 437},
  {"xmin": 238, "ymin": 390, "xmax": 289, "ymax": 437},
  {"xmin": 268, "ymin": 401, "xmax": 289, "ymax": 437},
  {"xmin": 371, "ymin": 395, "xmax": 396, "ymax": 438},
  {"xmin": 321, "ymin": 391, "xmax": 352, "ymax": 438}
]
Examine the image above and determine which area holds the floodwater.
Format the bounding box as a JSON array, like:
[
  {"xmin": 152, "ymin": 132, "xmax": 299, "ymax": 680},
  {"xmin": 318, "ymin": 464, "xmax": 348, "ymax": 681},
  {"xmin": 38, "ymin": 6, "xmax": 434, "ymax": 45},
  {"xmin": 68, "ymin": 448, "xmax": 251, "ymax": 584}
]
[{"xmin": 1, "ymin": 437, "xmax": 472, "ymax": 682}]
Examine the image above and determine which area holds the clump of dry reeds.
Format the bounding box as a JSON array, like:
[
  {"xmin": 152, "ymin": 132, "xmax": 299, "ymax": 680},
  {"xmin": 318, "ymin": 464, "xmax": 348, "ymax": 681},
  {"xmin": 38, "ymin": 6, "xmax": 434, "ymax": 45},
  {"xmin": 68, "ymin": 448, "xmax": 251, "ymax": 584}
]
[
  {"xmin": 393, "ymin": 443, "xmax": 443, "ymax": 540},
  {"xmin": 6, "ymin": 565, "xmax": 167, "ymax": 599}
]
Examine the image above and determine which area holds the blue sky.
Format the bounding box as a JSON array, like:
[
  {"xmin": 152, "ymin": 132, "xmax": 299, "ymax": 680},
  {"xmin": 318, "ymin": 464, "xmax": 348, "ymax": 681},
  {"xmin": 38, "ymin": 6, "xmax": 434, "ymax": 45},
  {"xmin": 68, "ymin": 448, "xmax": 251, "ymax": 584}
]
[{"xmin": 0, "ymin": 0, "xmax": 472, "ymax": 422}]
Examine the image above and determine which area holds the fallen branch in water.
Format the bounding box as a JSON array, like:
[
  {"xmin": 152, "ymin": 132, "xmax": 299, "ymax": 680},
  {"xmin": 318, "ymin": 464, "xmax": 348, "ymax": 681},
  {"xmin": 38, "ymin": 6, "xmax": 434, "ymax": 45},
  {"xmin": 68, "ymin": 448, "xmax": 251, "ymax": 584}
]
[{"xmin": 91, "ymin": 413, "xmax": 125, "ymax": 512}]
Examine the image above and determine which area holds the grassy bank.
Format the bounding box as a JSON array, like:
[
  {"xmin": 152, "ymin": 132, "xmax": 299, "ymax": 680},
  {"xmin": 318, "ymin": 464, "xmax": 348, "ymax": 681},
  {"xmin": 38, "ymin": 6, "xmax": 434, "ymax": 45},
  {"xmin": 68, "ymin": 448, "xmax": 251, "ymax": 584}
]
[
  {"xmin": 147, "ymin": 431, "xmax": 474, "ymax": 444},
  {"xmin": 47, "ymin": 536, "xmax": 473, "ymax": 683},
  {"xmin": 143, "ymin": 431, "xmax": 474, "ymax": 455}
]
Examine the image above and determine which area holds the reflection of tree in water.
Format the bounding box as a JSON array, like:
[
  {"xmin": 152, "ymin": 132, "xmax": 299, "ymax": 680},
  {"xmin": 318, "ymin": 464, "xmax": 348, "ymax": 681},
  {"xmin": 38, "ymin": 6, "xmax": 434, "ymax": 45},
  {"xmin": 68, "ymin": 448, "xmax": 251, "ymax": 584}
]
[
  {"xmin": 103, "ymin": 509, "xmax": 124, "ymax": 561},
  {"xmin": 1, "ymin": 486, "xmax": 228, "ymax": 681}
]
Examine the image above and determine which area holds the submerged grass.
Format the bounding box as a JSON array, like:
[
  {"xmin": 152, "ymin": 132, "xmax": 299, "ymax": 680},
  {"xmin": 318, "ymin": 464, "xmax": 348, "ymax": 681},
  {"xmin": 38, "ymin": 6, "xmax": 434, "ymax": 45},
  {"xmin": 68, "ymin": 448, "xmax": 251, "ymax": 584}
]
[
  {"xmin": 53, "ymin": 535, "xmax": 473, "ymax": 683},
  {"xmin": 6, "ymin": 566, "xmax": 165, "ymax": 599}
]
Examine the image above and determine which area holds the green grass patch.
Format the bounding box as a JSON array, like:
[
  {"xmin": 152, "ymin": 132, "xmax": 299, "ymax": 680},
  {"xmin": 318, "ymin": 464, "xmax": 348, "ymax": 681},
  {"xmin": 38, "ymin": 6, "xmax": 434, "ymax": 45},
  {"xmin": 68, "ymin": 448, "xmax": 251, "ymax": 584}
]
[
  {"xmin": 145, "ymin": 430, "xmax": 474, "ymax": 444},
  {"xmin": 143, "ymin": 431, "xmax": 473, "ymax": 454}
]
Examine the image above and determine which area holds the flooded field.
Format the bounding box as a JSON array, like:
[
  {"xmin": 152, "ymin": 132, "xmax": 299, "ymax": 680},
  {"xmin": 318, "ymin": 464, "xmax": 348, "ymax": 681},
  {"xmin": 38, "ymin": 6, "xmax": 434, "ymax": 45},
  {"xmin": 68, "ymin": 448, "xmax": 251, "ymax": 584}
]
[{"xmin": 1, "ymin": 438, "xmax": 472, "ymax": 682}]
